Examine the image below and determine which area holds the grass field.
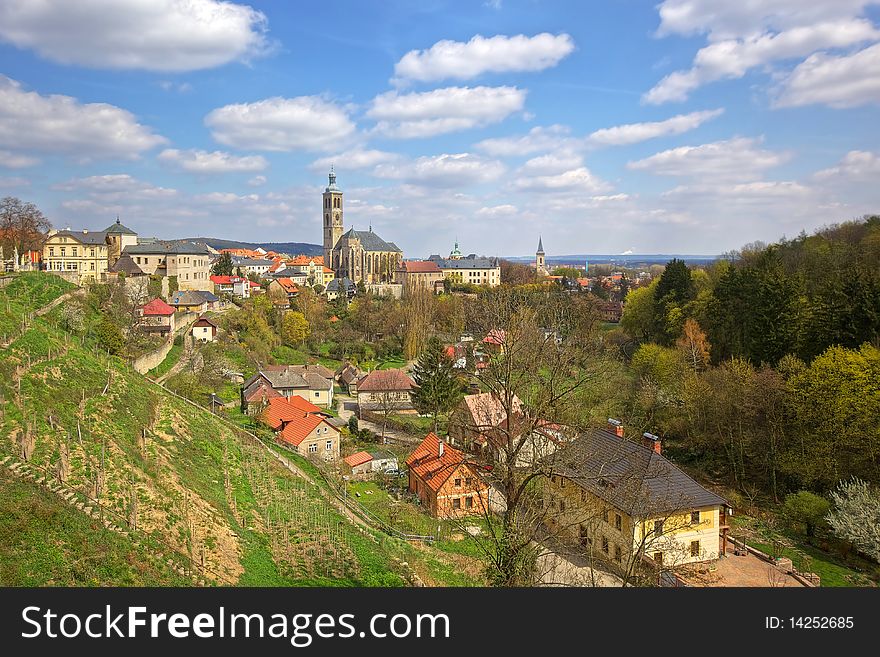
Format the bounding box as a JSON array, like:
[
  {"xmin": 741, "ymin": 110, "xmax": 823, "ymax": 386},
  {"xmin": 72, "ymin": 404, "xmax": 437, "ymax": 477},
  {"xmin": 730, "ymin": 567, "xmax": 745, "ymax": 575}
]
[{"xmin": 147, "ymin": 343, "xmax": 182, "ymax": 378}]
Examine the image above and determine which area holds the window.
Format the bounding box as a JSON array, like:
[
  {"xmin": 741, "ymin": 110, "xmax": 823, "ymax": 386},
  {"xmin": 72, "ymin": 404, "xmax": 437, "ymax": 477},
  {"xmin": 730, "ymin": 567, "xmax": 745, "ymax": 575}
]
[
  {"xmin": 654, "ymin": 520, "xmax": 664, "ymax": 535},
  {"xmin": 452, "ymin": 498, "xmax": 461, "ymax": 510},
  {"xmin": 465, "ymin": 477, "xmax": 473, "ymax": 486},
  {"xmin": 326, "ymin": 440, "xmax": 333, "ymax": 451},
  {"xmin": 601, "ymin": 536, "xmax": 609, "ymax": 554},
  {"xmin": 560, "ymin": 477, "xmax": 566, "ymax": 488},
  {"xmin": 315, "ymin": 392, "xmax": 320, "ymax": 397},
  {"xmin": 691, "ymin": 511, "xmax": 700, "ymax": 524},
  {"xmin": 654, "ymin": 552, "xmax": 663, "ymax": 565},
  {"xmin": 579, "ymin": 525, "xmax": 591, "ymax": 548},
  {"xmin": 603, "ymin": 509, "xmax": 610, "ymax": 523},
  {"xmin": 690, "ymin": 541, "xmax": 701, "ymax": 557},
  {"xmin": 90, "ymin": 248, "xmax": 95, "ymax": 257},
  {"xmin": 614, "ymin": 545, "xmax": 622, "ymax": 563},
  {"xmin": 559, "ymin": 500, "xmax": 566, "ymax": 512},
  {"xmin": 615, "ymin": 514, "xmax": 622, "ymax": 531},
  {"xmin": 48, "ymin": 247, "xmax": 54, "ymax": 256},
  {"xmin": 454, "ymin": 478, "xmax": 462, "ymax": 487},
  {"xmin": 90, "ymin": 262, "xmax": 95, "ymax": 271},
  {"xmin": 72, "ymin": 247, "xmax": 78, "ymax": 257},
  {"xmin": 580, "ymin": 489, "xmax": 586, "ymax": 502},
  {"xmin": 60, "ymin": 247, "xmax": 66, "ymax": 256},
  {"xmin": 308, "ymin": 443, "xmax": 317, "ymax": 453},
  {"xmin": 465, "ymin": 496, "xmax": 473, "ymax": 509}
]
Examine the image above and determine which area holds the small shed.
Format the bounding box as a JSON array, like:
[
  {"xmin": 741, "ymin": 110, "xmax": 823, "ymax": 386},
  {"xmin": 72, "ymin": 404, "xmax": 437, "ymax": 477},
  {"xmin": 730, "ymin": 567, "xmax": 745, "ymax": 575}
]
[{"xmin": 343, "ymin": 451, "xmax": 374, "ymax": 479}]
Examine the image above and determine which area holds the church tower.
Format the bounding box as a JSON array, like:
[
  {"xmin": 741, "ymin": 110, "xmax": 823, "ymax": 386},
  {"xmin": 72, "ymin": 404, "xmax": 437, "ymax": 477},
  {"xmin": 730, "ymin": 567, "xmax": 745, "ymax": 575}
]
[
  {"xmin": 535, "ymin": 236, "xmax": 545, "ymax": 273},
  {"xmin": 322, "ymin": 167, "xmax": 344, "ymax": 269}
]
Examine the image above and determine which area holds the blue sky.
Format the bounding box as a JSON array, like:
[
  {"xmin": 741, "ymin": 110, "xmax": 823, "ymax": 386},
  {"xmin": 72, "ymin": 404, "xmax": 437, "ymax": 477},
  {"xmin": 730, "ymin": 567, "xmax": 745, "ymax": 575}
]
[{"xmin": 1, "ymin": 0, "xmax": 878, "ymax": 257}]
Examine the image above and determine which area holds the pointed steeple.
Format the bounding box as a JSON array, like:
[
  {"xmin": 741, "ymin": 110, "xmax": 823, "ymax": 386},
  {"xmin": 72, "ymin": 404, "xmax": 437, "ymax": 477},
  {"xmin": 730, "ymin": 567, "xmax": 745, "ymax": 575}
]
[{"xmin": 537, "ymin": 236, "xmax": 544, "ymax": 254}]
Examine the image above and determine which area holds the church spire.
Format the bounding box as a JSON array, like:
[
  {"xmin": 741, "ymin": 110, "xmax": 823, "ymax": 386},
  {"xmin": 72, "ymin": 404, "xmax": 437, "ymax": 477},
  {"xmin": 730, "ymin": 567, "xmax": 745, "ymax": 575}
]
[{"xmin": 537, "ymin": 236, "xmax": 544, "ymax": 254}]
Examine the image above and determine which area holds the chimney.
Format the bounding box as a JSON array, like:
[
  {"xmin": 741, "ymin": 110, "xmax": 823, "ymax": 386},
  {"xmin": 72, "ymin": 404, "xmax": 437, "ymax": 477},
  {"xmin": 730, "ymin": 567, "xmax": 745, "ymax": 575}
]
[
  {"xmin": 642, "ymin": 432, "xmax": 662, "ymax": 454},
  {"xmin": 438, "ymin": 436, "xmax": 444, "ymax": 458},
  {"xmin": 608, "ymin": 418, "xmax": 624, "ymax": 438},
  {"xmin": 82, "ymin": 228, "xmax": 88, "ymax": 234}
]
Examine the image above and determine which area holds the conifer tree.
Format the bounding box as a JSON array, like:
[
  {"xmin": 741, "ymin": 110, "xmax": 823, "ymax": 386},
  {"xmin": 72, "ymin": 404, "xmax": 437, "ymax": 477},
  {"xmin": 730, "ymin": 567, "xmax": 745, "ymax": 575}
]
[{"xmin": 411, "ymin": 336, "xmax": 462, "ymax": 432}]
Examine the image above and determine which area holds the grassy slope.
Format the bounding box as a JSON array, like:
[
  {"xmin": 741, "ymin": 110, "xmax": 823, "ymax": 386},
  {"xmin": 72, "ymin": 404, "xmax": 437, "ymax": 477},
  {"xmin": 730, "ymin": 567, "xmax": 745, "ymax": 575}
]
[{"xmin": 0, "ymin": 273, "xmax": 479, "ymax": 587}]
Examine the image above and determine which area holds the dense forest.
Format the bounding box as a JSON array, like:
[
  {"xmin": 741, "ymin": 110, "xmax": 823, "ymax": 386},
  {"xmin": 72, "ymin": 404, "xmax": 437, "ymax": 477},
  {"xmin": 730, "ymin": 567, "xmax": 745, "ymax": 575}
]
[{"xmin": 620, "ymin": 216, "xmax": 880, "ymax": 499}]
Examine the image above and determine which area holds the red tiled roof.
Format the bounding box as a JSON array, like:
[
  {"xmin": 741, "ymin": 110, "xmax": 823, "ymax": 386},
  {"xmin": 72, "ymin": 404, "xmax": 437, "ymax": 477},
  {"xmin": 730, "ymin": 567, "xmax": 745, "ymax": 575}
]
[
  {"xmin": 406, "ymin": 432, "xmax": 479, "ymax": 493},
  {"xmin": 249, "ymin": 281, "xmax": 261, "ymax": 288},
  {"xmin": 344, "ymin": 451, "xmax": 373, "ymax": 468},
  {"xmin": 357, "ymin": 368, "xmax": 415, "ymax": 392},
  {"xmin": 290, "ymin": 254, "xmax": 324, "ymax": 266},
  {"xmin": 401, "ymin": 260, "xmax": 441, "ymax": 274},
  {"xmin": 244, "ymin": 379, "xmax": 283, "ymax": 404},
  {"xmin": 210, "ymin": 275, "xmax": 247, "ymax": 285},
  {"xmin": 323, "ymin": 266, "xmax": 334, "ymax": 273},
  {"xmin": 140, "ymin": 298, "xmax": 175, "ymax": 316},
  {"xmin": 260, "ymin": 396, "xmax": 322, "ymax": 430},
  {"xmin": 279, "ymin": 413, "xmax": 336, "ymax": 447}
]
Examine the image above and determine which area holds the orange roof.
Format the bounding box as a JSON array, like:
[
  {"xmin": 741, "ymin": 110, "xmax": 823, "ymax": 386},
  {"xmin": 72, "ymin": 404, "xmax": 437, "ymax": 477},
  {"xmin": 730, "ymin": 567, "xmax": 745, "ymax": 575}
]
[
  {"xmin": 323, "ymin": 266, "xmax": 334, "ymax": 273},
  {"xmin": 482, "ymin": 328, "xmax": 505, "ymax": 345},
  {"xmin": 329, "ymin": 315, "xmax": 339, "ymax": 322},
  {"xmin": 290, "ymin": 254, "xmax": 324, "ymax": 266},
  {"xmin": 275, "ymin": 277, "xmax": 299, "ymax": 294},
  {"xmin": 406, "ymin": 433, "xmax": 480, "ymax": 494},
  {"xmin": 140, "ymin": 298, "xmax": 175, "ymax": 316},
  {"xmin": 260, "ymin": 396, "xmax": 322, "ymax": 430},
  {"xmin": 279, "ymin": 413, "xmax": 335, "ymax": 447},
  {"xmin": 357, "ymin": 369, "xmax": 415, "ymax": 392},
  {"xmin": 344, "ymin": 451, "xmax": 373, "ymax": 468}
]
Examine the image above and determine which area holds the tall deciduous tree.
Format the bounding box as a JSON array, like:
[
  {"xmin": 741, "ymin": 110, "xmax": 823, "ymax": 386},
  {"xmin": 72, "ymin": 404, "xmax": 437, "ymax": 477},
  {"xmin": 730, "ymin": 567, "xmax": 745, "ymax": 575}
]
[
  {"xmin": 676, "ymin": 318, "xmax": 711, "ymax": 372},
  {"xmin": 281, "ymin": 311, "xmax": 310, "ymax": 346},
  {"xmin": 826, "ymin": 477, "xmax": 880, "ymax": 562},
  {"xmin": 411, "ymin": 336, "xmax": 463, "ymax": 432},
  {"xmin": 0, "ymin": 196, "xmax": 51, "ymax": 256}
]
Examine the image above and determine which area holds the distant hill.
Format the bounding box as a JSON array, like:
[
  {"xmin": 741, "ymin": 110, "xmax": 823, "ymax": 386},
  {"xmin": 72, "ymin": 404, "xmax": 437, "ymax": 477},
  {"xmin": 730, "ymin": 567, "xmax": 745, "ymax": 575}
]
[
  {"xmin": 182, "ymin": 237, "xmax": 322, "ymax": 256},
  {"xmin": 505, "ymin": 254, "xmax": 720, "ymax": 267}
]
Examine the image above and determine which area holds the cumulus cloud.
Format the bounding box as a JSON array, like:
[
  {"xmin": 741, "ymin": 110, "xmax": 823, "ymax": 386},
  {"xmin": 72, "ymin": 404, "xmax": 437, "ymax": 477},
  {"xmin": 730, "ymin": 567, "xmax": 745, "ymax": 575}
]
[
  {"xmin": 373, "ymin": 153, "xmax": 506, "ymax": 187},
  {"xmin": 475, "ymin": 204, "xmax": 518, "ymax": 217},
  {"xmin": 53, "ymin": 174, "xmax": 177, "ymax": 201},
  {"xmin": 247, "ymin": 175, "xmax": 267, "ymax": 187},
  {"xmin": 587, "ymin": 108, "xmax": 724, "ymax": 145},
  {"xmin": 814, "ymin": 150, "xmax": 880, "ymax": 180},
  {"xmin": 0, "ymin": 0, "xmax": 271, "ymax": 72},
  {"xmin": 511, "ymin": 166, "xmax": 612, "ymax": 194},
  {"xmin": 0, "ymin": 76, "xmax": 166, "ymax": 161},
  {"xmin": 475, "ymin": 125, "xmax": 575, "ymax": 157},
  {"xmin": 774, "ymin": 42, "xmax": 880, "ymax": 108},
  {"xmin": 645, "ymin": 1, "xmax": 880, "ymax": 104},
  {"xmin": 393, "ymin": 33, "xmax": 574, "ymax": 83},
  {"xmin": 0, "ymin": 149, "xmax": 39, "ymax": 168},
  {"xmin": 309, "ymin": 149, "xmax": 402, "ymax": 172},
  {"xmin": 0, "ymin": 176, "xmax": 30, "ymax": 188},
  {"xmin": 205, "ymin": 96, "xmax": 356, "ymax": 151},
  {"xmin": 368, "ymin": 86, "xmax": 526, "ymax": 138},
  {"xmin": 627, "ymin": 137, "xmax": 788, "ymax": 181},
  {"xmin": 518, "ymin": 151, "xmax": 584, "ymax": 175},
  {"xmin": 158, "ymin": 148, "xmax": 268, "ymax": 173}
]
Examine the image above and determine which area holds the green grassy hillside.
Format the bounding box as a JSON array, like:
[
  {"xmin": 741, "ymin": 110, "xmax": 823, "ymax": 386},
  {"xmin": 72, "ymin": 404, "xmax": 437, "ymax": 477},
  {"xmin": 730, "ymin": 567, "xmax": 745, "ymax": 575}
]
[{"xmin": 0, "ymin": 273, "xmax": 482, "ymax": 586}]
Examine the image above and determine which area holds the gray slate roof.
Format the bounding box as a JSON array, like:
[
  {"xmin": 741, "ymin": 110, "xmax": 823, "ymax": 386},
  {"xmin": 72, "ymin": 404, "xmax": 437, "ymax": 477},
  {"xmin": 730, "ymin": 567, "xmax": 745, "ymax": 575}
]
[
  {"xmin": 338, "ymin": 228, "xmax": 402, "ymax": 252},
  {"xmin": 104, "ymin": 218, "xmax": 137, "ymax": 235},
  {"xmin": 171, "ymin": 290, "xmax": 209, "ymax": 306},
  {"xmin": 428, "ymin": 255, "xmax": 500, "ymax": 269},
  {"xmin": 326, "ymin": 277, "xmax": 356, "ymax": 292},
  {"xmin": 194, "ymin": 290, "xmax": 219, "ymax": 303},
  {"xmin": 125, "ymin": 240, "xmax": 211, "ymax": 255},
  {"xmin": 108, "ymin": 254, "xmax": 145, "ymax": 275},
  {"xmin": 549, "ymin": 428, "xmax": 728, "ymax": 517},
  {"xmin": 53, "ymin": 230, "xmax": 108, "ymax": 245}
]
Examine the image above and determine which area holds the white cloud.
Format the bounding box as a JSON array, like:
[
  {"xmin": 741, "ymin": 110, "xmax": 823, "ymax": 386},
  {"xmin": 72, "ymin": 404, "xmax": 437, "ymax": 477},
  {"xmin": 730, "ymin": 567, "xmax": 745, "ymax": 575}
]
[
  {"xmin": 247, "ymin": 175, "xmax": 267, "ymax": 187},
  {"xmin": 53, "ymin": 174, "xmax": 177, "ymax": 201},
  {"xmin": 0, "ymin": 76, "xmax": 166, "ymax": 160},
  {"xmin": 393, "ymin": 33, "xmax": 574, "ymax": 84},
  {"xmin": 475, "ymin": 125, "xmax": 575, "ymax": 156},
  {"xmin": 158, "ymin": 81, "xmax": 193, "ymax": 93},
  {"xmin": 475, "ymin": 204, "xmax": 518, "ymax": 217},
  {"xmin": 774, "ymin": 42, "xmax": 880, "ymax": 108},
  {"xmin": 0, "ymin": 0, "xmax": 271, "ymax": 72},
  {"xmin": 814, "ymin": 150, "xmax": 880, "ymax": 180},
  {"xmin": 309, "ymin": 149, "xmax": 402, "ymax": 172},
  {"xmin": 158, "ymin": 148, "xmax": 268, "ymax": 173},
  {"xmin": 0, "ymin": 149, "xmax": 39, "ymax": 168},
  {"xmin": 646, "ymin": 1, "xmax": 880, "ymax": 104},
  {"xmin": 587, "ymin": 109, "xmax": 724, "ymax": 145},
  {"xmin": 205, "ymin": 96, "xmax": 356, "ymax": 152},
  {"xmin": 518, "ymin": 152, "xmax": 583, "ymax": 175},
  {"xmin": 373, "ymin": 153, "xmax": 506, "ymax": 187},
  {"xmin": 511, "ymin": 167, "xmax": 612, "ymax": 194},
  {"xmin": 627, "ymin": 137, "xmax": 788, "ymax": 180},
  {"xmin": 368, "ymin": 86, "xmax": 526, "ymax": 138},
  {"xmin": 662, "ymin": 180, "xmax": 811, "ymax": 198}
]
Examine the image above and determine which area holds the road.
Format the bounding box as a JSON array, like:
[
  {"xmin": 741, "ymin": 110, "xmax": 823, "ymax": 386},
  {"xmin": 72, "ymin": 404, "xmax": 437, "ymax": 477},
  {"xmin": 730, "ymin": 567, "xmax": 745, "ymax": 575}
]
[{"xmin": 335, "ymin": 395, "xmax": 422, "ymax": 446}]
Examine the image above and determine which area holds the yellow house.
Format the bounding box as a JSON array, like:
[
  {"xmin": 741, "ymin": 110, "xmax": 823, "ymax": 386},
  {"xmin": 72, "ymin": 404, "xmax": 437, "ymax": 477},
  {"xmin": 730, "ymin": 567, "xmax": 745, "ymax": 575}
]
[
  {"xmin": 542, "ymin": 425, "xmax": 730, "ymax": 574},
  {"xmin": 43, "ymin": 229, "xmax": 110, "ymax": 281}
]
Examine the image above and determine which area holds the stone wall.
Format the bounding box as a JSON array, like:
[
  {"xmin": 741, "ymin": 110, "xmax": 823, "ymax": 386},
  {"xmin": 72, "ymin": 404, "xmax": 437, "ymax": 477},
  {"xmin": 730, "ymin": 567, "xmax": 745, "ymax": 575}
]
[{"xmin": 131, "ymin": 311, "xmax": 198, "ymax": 374}]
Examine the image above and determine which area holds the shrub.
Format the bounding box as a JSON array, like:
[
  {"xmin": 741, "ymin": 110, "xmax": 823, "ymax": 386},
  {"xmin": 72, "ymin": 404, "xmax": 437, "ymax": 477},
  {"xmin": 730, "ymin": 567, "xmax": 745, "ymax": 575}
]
[{"xmin": 783, "ymin": 491, "xmax": 830, "ymax": 538}]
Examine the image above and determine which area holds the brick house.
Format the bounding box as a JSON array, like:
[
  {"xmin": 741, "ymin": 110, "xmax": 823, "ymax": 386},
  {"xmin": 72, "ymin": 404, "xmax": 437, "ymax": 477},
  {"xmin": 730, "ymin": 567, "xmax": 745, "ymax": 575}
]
[{"xmin": 406, "ymin": 433, "xmax": 490, "ymax": 518}]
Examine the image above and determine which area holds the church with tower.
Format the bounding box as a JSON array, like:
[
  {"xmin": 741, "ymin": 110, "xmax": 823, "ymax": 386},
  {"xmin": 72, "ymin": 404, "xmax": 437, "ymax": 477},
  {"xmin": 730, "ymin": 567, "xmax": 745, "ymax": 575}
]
[
  {"xmin": 322, "ymin": 168, "xmax": 403, "ymax": 284},
  {"xmin": 535, "ymin": 236, "xmax": 550, "ymax": 276}
]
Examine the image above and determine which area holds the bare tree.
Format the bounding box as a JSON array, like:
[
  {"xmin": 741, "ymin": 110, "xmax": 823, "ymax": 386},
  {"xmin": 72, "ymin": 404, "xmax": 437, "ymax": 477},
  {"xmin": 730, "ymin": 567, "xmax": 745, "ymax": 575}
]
[{"xmin": 0, "ymin": 196, "xmax": 51, "ymax": 255}]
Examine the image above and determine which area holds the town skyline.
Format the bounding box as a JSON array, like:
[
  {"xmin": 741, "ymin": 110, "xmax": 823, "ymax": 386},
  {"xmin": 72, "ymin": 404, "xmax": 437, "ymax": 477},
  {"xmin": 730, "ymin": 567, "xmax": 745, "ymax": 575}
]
[{"xmin": 1, "ymin": 0, "xmax": 878, "ymax": 256}]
